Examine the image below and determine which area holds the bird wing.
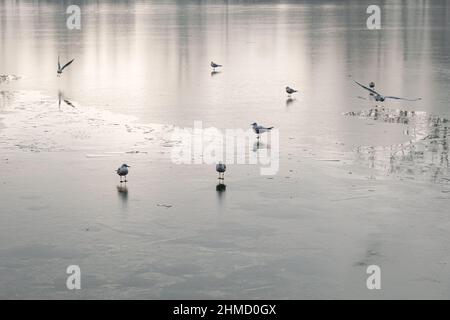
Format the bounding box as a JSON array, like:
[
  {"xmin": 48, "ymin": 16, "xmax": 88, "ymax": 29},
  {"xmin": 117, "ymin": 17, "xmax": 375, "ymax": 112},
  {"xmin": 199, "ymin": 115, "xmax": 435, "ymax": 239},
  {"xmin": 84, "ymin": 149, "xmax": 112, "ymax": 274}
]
[
  {"xmin": 384, "ymin": 96, "xmax": 422, "ymax": 101},
  {"xmin": 354, "ymin": 81, "xmax": 380, "ymax": 96},
  {"xmin": 58, "ymin": 56, "xmax": 61, "ymax": 70},
  {"xmin": 61, "ymin": 59, "xmax": 74, "ymax": 71},
  {"xmin": 64, "ymin": 99, "xmax": 76, "ymax": 108}
]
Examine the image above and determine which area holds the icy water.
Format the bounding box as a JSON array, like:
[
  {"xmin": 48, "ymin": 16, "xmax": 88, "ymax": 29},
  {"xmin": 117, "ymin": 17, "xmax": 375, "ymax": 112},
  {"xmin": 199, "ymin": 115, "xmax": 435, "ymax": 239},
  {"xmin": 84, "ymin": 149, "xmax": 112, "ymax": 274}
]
[{"xmin": 1, "ymin": 0, "xmax": 450, "ymax": 299}]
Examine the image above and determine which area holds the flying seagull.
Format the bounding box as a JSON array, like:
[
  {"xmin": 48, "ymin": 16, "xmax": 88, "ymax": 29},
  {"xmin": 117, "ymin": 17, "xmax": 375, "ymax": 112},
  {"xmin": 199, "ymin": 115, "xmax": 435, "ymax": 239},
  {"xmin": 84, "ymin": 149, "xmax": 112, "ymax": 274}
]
[
  {"xmin": 116, "ymin": 164, "xmax": 131, "ymax": 183},
  {"xmin": 286, "ymin": 86, "xmax": 298, "ymax": 96},
  {"xmin": 211, "ymin": 61, "xmax": 222, "ymax": 71},
  {"xmin": 251, "ymin": 122, "xmax": 274, "ymax": 139},
  {"xmin": 354, "ymin": 81, "xmax": 421, "ymax": 102},
  {"xmin": 216, "ymin": 162, "xmax": 226, "ymax": 180},
  {"xmin": 57, "ymin": 56, "xmax": 75, "ymax": 76}
]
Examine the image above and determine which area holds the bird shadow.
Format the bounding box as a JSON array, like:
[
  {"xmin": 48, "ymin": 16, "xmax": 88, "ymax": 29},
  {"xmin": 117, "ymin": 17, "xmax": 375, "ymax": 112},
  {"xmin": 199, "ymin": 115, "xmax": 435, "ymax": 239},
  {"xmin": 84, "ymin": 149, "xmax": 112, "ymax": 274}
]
[
  {"xmin": 117, "ymin": 184, "xmax": 129, "ymax": 204},
  {"xmin": 216, "ymin": 183, "xmax": 226, "ymax": 201},
  {"xmin": 286, "ymin": 97, "xmax": 296, "ymax": 106},
  {"xmin": 253, "ymin": 141, "xmax": 270, "ymax": 152},
  {"xmin": 211, "ymin": 71, "xmax": 221, "ymax": 77}
]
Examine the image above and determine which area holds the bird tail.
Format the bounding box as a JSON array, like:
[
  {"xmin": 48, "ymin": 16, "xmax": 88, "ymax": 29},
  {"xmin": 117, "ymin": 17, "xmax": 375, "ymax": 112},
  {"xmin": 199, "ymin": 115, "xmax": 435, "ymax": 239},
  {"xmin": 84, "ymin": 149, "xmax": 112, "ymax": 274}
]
[{"xmin": 268, "ymin": 127, "xmax": 274, "ymax": 130}]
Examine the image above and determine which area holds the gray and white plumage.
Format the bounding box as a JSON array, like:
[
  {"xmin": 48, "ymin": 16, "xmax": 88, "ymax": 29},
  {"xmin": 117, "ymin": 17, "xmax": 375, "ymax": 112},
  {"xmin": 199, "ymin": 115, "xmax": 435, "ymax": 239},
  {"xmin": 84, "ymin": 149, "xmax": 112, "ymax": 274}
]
[
  {"xmin": 57, "ymin": 56, "xmax": 75, "ymax": 76},
  {"xmin": 216, "ymin": 162, "xmax": 226, "ymax": 179},
  {"xmin": 211, "ymin": 61, "xmax": 222, "ymax": 70},
  {"xmin": 354, "ymin": 81, "xmax": 421, "ymax": 102},
  {"xmin": 116, "ymin": 164, "xmax": 130, "ymax": 182},
  {"xmin": 251, "ymin": 122, "xmax": 274, "ymax": 135},
  {"xmin": 286, "ymin": 86, "xmax": 297, "ymax": 95}
]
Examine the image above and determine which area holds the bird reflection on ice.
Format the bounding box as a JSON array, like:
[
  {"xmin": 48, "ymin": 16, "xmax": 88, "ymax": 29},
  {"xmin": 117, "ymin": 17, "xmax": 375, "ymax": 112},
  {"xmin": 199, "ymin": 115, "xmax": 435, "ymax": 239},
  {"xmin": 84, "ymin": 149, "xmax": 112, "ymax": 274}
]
[{"xmin": 117, "ymin": 184, "xmax": 129, "ymax": 208}]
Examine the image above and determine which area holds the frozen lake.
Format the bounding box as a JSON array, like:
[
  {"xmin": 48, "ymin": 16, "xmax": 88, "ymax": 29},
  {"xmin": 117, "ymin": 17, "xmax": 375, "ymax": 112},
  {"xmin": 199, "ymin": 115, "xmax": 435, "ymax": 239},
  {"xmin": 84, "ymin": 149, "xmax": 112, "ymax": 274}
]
[{"xmin": 1, "ymin": 0, "xmax": 450, "ymax": 299}]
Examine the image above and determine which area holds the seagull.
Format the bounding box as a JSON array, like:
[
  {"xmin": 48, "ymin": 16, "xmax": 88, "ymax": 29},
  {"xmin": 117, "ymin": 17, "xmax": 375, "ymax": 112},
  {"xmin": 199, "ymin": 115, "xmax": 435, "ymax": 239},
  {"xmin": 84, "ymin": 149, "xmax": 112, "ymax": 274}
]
[
  {"xmin": 251, "ymin": 122, "xmax": 274, "ymax": 139},
  {"xmin": 354, "ymin": 81, "xmax": 421, "ymax": 102},
  {"xmin": 216, "ymin": 162, "xmax": 226, "ymax": 180},
  {"xmin": 57, "ymin": 56, "xmax": 75, "ymax": 76},
  {"xmin": 286, "ymin": 86, "xmax": 298, "ymax": 96},
  {"xmin": 211, "ymin": 61, "xmax": 222, "ymax": 71},
  {"xmin": 116, "ymin": 164, "xmax": 131, "ymax": 183}
]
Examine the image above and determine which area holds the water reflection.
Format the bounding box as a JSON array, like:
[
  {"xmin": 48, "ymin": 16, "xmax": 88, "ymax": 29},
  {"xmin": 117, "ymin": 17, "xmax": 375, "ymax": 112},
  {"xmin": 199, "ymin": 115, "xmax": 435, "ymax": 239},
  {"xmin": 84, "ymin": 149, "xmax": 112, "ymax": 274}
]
[
  {"xmin": 57, "ymin": 90, "xmax": 76, "ymax": 110},
  {"xmin": 117, "ymin": 184, "xmax": 129, "ymax": 208},
  {"xmin": 2, "ymin": 0, "xmax": 449, "ymax": 125},
  {"xmin": 285, "ymin": 97, "xmax": 296, "ymax": 106},
  {"xmin": 0, "ymin": 91, "xmax": 14, "ymax": 109},
  {"xmin": 253, "ymin": 140, "xmax": 270, "ymax": 152},
  {"xmin": 347, "ymin": 108, "xmax": 450, "ymax": 183},
  {"xmin": 216, "ymin": 182, "xmax": 226, "ymax": 203}
]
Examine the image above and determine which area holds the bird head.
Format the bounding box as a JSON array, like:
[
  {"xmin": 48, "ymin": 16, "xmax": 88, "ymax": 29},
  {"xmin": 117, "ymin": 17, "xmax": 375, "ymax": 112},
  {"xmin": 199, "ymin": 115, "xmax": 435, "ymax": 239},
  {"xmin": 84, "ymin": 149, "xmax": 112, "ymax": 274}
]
[
  {"xmin": 122, "ymin": 164, "xmax": 130, "ymax": 168},
  {"xmin": 369, "ymin": 82, "xmax": 375, "ymax": 88},
  {"xmin": 251, "ymin": 122, "xmax": 257, "ymax": 127}
]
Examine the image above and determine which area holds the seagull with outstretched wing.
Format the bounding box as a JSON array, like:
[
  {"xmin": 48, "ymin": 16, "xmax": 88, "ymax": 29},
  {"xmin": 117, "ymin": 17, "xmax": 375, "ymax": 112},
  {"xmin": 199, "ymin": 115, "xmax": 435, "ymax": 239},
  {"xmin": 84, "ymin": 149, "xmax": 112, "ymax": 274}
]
[
  {"xmin": 57, "ymin": 56, "xmax": 75, "ymax": 76},
  {"xmin": 354, "ymin": 80, "xmax": 421, "ymax": 102}
]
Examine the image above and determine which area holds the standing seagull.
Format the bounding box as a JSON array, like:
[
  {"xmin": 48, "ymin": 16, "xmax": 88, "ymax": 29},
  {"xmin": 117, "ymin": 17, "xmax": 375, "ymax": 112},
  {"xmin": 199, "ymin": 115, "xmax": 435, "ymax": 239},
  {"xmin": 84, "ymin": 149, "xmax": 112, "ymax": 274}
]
[
  {"xmin": 116, "ymin": 164, "xmax": 131, "ymax": 183},
  {"xmin": 216, "ymin": 162, "xmax": 226, "ymax": 180},
  {"xmin": 211, "ymin": 61, "xmax": 222, "ymax": 71},
  {"xmin": 286, "ymin": 86, "xmax": 298, "ymax": 96},
  {"xmin": 57, "ymin": 56, "xmax": 75, "ymax": 77},
  {"xmin": 251, "ymin": 122, "xmax": 274, "ymax": 139},
  {"xmin": 354, "ymin": 81, "xmax": 421, "ymax": 102}
]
